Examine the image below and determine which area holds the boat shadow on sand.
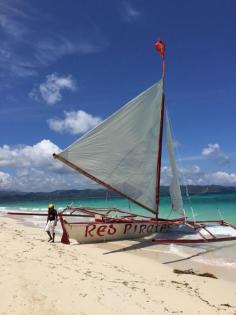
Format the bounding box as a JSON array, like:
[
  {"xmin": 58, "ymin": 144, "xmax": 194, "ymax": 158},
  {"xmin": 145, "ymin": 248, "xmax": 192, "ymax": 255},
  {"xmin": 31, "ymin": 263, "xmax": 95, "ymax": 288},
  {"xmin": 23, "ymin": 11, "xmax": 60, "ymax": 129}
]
[
  {"xmin": 103, "ymin": 238, "xmax": 236, "ymax": 265},
  {"xmin": 103, "ymin": 238, "xmax": 156, "ymax": 255}
]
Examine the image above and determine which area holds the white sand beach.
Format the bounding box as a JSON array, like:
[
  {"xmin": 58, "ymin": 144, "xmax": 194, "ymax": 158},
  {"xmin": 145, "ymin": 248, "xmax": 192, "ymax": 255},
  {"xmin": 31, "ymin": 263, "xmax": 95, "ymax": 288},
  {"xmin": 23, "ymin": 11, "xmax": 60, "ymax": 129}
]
[{"xmin": 1, "ymin": 215, "xmax": 236, "ymax": 315}]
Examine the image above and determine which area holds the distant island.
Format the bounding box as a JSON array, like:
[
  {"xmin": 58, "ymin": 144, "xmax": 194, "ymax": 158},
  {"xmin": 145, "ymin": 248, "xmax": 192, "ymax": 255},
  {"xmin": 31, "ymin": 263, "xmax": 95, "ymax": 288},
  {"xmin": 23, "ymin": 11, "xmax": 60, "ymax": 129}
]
[{"xmin": 0, "ymin": 185, "xmax": 236, "ymax": 202}]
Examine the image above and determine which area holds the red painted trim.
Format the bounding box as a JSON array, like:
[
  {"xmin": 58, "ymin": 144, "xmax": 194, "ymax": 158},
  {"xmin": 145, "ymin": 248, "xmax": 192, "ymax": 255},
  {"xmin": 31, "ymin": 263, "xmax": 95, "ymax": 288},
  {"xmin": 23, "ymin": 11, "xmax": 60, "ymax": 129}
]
[
  {"xmin": 201, "ymin": 226, "xmax": 217, "ymax": 239},
  {"xmin": 152, "ymin": 236, "xmax": 236, "ymax": 244},
  {"xmin": 155, "ymin": 93, "xmax": 165, "ymax": 220},
  {"xmin": 223, "ymin": 222, "xmax": 236, "ymax": 230},
  {"xmin": 187, "ymin": 220, "xmax": 224, "ymax": 223},
  {"xmin": 155, "ymin": 55, "xmax": 166, "ymax": 220},
  {"xmin": 62, "ymin": 219, "xmax": 157, "ymax": 225},
  {"xmin": 59, "ymin": 213, "xmax": 70, "ymax": 244},
  {"xmin": 196, "ymin": 230, "xmax": 208, "ymax": 240},
  {"xmin": 7, "ymin": 211, "xmax": 93, "ymax": 217},
  {"xmin": 62, "ymin": 206, "xmax": 154, "ymax": 220},
  {"xmin": 59, "ymin": 212, "xmax": 185, "ymax": 226},
  {"xmin": 53, "ymin": 154, "xmax": 155, "ymax": 215},
  {"xmin": 8, "ymin": 212, "xmax": 49, "ymax": 216},
  {"xmin": 152, "ymin": 219, "xmax": 236, "ymax": 244}
]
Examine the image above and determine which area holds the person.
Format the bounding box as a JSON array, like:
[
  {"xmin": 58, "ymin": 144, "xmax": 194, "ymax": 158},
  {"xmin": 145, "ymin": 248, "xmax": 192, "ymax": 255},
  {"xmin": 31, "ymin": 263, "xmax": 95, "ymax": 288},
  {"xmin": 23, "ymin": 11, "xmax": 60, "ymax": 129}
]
[{"xmin": 45, "ymin": 204, "xmax": 58, "ymax": 242}]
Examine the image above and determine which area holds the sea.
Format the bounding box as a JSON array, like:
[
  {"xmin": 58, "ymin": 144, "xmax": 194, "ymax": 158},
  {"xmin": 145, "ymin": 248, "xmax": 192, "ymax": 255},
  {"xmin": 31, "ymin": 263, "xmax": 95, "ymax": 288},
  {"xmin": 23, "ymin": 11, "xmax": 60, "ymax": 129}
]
[{"xmin": 1, "ymin": 192, "xmax": 236, "ymax": 270}]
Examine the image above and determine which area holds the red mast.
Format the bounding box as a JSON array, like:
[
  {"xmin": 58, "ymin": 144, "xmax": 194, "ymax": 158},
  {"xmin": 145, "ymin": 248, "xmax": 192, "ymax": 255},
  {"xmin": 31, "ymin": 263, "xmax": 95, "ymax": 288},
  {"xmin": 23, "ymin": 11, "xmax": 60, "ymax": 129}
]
[{"xmin": 154, "ymin": 39, "xmax": 166, "ymax": 221}]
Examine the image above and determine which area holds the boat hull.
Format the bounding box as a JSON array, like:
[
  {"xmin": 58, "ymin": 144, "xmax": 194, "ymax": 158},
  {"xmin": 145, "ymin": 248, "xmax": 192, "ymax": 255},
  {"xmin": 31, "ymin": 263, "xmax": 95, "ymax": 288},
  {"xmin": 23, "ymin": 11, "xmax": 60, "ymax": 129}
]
[
  {"xmin": 61, "ymin": 219, "xmax": 170, "ymax": 244},
  {"xmin": 60, "ymin": 216, "xmax": 236, "ymax": 245}
]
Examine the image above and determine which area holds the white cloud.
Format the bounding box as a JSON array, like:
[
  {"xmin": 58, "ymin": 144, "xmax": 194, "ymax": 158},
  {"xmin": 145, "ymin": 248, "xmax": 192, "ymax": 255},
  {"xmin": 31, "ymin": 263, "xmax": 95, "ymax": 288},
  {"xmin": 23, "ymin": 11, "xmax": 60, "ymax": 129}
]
[
  {"xmin": 202, "ymin": 143, "xmax": 230, "ymax": 165},
  {"xmin": 0, "ymin": 171, "xmax": 12, "ymax": 189},
  {"xmin": 30, "ymin": 73, "xmax": 76, "ymax": 105},
  {"xmin": 0, "ymin": 139, "xmax": 61, "ymax": 169},
  {"xmin": 0, "ymin": 2, "xmax": 108, "ymax": 78},
  {"xmin": 48, "ymin": 110, "xmax": 101, "ymax": 134},
  {"xmin": 0, "ymin": 167, "xmax": 95, "ymax": 192},
  {"xmin": 173, "ymin": 140, "xmax": 181, "ymax": 149},
  {"xmin": 10, "ymin": 167, "xmax": 94, "ymax": 192},
  {"xmin": 10, "ymin": 63, "xmax": 38, "ymax": 77},
  {"xmin": 0, "ymin": 139, "xmax": 96, "ymax": 191},
  {"xmin": 122, "ymin": 1, "xmax": 141, "ymax": 22},
  {"xmin": 0, "ymin": 14, "xmax": 27, "ymax": 39},
  {"xmin": 202, "ymin": 143, "xmax": 219, "ymax": 156},
  {"xmin": 161, "ymin": 164, "xmax": 205, "ymax": 186},
  {"xmin": 177, "ymin": 155, "xmax": 204, "ymax": 162},
  {"xmin": 204, "ymin": 172, "xmax": 236, "ymax": 185},
  {"xmin": 0, "ymin": 1, "xmax": 30, "ymax": 39},
  {"xmin": 0, "ymin": 2, "xmax": 37, "ymax": 77},
  {"xmin": 1, "ymin": 138, "xmax": 236, "ymax": 191},
  {"xmin": 0, "ymin": 42, "xmax": 37, "ymax": 78},
  {"xmin": 34, "ymin": 36, "xmax": 104, "ymax": 66},
  {"xmin": 161, "ymin": 163, "xmax": 236, "ymax": 186}
]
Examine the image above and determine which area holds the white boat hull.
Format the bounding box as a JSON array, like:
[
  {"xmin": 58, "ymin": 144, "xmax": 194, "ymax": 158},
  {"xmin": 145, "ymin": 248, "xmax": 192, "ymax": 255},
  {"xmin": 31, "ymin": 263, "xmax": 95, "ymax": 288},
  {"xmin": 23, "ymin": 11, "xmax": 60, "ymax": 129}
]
[
  {"xmin": 61, "ymin": 220, "xmax": 170, "ymax": 244},
  {"xmin": 60, "ymin": 216, "xmax": 236, "ymax": 245}
]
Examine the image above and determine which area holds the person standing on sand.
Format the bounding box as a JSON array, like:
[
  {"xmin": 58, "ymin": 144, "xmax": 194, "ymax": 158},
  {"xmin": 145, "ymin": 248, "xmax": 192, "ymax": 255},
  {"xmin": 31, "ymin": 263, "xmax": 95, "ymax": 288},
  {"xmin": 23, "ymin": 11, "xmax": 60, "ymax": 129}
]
[{"xmin": 45, "ymin": 204, "xmax": 58, "ymax": 242}]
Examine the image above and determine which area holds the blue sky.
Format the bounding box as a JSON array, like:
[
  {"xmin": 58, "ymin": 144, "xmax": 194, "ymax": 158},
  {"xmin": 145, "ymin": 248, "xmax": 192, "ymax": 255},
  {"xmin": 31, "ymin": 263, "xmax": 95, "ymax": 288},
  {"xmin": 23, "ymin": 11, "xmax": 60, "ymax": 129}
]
[{"xmin": 0, "ymin": 0, "xmax": 236, "ymax": 191}]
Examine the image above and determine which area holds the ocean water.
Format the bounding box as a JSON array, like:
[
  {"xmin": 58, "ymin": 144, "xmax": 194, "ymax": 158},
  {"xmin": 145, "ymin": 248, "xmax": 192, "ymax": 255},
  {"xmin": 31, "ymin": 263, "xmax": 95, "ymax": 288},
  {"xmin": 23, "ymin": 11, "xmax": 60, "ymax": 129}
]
[
  {"xmin": 1, "ymin": 192, "xmax": 236, "ymax": 269},
  {"xmin": 1, "ymin": 193, "xmax": 236, "ymax": 224}
]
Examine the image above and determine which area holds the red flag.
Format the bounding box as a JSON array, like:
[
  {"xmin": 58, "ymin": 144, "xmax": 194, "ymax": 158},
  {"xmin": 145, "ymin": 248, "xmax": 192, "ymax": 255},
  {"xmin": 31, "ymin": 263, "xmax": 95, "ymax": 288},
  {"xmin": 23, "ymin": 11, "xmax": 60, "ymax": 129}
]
[{"xmin": 154, "ymin": 39, "xmax": 165, "ymax": 58}]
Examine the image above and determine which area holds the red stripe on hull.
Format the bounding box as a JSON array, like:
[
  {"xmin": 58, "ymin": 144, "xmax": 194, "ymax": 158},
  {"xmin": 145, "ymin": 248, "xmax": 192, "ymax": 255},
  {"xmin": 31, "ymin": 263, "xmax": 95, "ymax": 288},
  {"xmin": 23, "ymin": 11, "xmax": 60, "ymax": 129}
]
[{"xmin": 152, "ymin": 236, "xmax": 236, "ymax": 244}]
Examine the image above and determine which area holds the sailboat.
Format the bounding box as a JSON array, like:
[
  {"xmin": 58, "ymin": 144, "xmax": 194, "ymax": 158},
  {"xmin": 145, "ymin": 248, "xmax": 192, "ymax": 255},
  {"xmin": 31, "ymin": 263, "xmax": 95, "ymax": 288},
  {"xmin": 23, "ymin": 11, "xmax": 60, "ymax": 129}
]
[{"xmin": 53, "ymin": 39, "xmax": 236, "ymax": 245}]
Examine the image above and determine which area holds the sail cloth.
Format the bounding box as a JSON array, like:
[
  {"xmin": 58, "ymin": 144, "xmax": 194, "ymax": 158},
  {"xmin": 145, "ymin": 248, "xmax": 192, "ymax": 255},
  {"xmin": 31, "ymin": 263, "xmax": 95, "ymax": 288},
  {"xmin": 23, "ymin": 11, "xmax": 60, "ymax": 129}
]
[
  {"xmin": 58, "ymin": 80, "xmax": 163, "ymax": 212},
  {"xmin": 165, "ymin": 110, "xmax": 185, "ymax": 216}
]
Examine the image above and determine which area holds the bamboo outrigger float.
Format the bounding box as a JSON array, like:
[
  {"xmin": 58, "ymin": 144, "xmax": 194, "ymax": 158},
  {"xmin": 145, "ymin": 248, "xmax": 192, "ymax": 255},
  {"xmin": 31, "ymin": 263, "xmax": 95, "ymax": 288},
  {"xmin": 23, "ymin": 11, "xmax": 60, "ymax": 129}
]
[{"xmin": 8, "ymin": 38, "xmax": 236, "ymax": 245}]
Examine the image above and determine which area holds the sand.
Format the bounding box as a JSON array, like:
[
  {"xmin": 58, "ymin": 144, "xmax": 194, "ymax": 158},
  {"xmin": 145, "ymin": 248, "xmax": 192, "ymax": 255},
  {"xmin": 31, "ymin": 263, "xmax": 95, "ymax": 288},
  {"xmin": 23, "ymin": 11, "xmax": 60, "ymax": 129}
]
[{"xmin": 0, "ymin": 216, "xmax": 236, "ymax": 315}]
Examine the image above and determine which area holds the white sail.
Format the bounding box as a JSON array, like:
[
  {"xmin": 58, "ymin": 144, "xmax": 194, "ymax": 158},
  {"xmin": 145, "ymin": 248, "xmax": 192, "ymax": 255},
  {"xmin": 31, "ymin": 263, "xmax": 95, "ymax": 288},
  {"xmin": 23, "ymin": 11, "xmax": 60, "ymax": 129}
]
[
  {"xmin": 58, "ymin": 80, "xmax": 163, "ymax": 211},
  {"xmin": 166, "ymin": 110, "xmax": 184, "ymax": 215}
]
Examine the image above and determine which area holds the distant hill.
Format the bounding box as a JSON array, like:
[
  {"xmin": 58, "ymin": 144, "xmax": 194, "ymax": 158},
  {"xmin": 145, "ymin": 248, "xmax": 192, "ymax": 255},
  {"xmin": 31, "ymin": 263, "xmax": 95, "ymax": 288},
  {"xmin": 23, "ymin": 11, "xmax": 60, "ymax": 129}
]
[{"xmin": 0, "ymin": 186, "xmax": 236, "ymax": 202}]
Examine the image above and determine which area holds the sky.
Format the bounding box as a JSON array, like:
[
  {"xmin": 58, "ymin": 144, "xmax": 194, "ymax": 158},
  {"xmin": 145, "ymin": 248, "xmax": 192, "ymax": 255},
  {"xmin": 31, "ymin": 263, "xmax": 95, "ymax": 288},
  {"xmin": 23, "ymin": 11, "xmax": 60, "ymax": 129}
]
[{"xmin": 0, "ymin": 0, "xmax": 236, "ymax": 192}]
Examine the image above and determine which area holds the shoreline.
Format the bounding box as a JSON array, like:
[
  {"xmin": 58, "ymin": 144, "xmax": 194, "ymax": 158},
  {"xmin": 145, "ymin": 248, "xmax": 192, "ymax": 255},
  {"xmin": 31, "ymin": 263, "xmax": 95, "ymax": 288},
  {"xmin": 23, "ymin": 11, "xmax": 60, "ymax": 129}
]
[
  {"xmin": 96, "ymin": 239, "xmax": 236, "ymax": 284},
  {"xmin": 6, "ymin": 213, "xmax": 236, "ymax": 284},
  {"xmin": 1, "ymin": 215, "xmax": 236, "ymax": 314}
]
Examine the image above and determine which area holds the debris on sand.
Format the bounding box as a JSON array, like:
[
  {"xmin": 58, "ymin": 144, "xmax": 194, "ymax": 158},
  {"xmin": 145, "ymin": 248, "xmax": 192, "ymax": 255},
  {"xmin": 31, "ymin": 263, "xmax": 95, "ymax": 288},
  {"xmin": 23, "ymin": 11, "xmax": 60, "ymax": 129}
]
[{"xmin": 173, "ymin": 268, "xmax": 218, "ymax": 279}]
